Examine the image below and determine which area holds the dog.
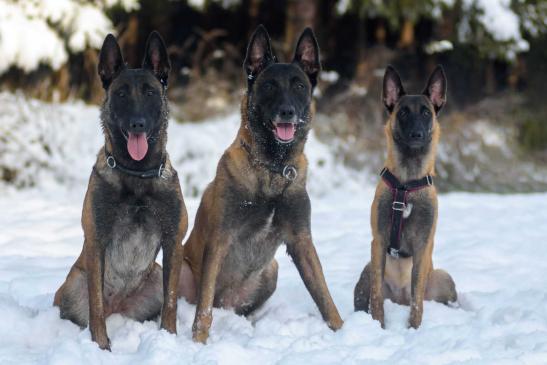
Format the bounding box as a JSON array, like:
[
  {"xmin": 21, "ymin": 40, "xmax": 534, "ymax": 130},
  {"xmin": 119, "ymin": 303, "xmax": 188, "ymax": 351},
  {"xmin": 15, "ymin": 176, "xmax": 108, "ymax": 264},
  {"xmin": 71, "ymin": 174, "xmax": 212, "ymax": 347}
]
[
  {"xmin": 176, "ymin": 25, "xmax": 343, "ymax": 343},
  {"xmin": 354, "ymin": 65, "xmax": 457, "ymax": 329},
  {"xmin": 53, "ymin": 32, "xmax": 188, "ymax": 350}
]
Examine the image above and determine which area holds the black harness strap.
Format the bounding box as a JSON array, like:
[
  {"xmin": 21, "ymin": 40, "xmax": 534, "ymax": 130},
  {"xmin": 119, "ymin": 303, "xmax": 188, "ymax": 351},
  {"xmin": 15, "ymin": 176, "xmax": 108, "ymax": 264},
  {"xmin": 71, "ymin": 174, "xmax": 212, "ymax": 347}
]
[
  {"xmin": 105, "ymin": 150, "xmax": 166, "ymax": 179},
  {"xmin": 380, "ymin": 168, "xmax": 433, "ymax": 258}
]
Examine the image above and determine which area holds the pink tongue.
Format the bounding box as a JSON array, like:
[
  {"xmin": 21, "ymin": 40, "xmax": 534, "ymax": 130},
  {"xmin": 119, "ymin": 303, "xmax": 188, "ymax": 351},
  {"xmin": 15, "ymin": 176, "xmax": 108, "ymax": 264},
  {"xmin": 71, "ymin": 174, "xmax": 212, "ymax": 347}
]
[
  {"xmin": 127, "ymin": 132, "xmax": 148, "ymax": 161},
  {"xmin": 275, "ymin": 123, "xmax": 296, "ymax": 141}
]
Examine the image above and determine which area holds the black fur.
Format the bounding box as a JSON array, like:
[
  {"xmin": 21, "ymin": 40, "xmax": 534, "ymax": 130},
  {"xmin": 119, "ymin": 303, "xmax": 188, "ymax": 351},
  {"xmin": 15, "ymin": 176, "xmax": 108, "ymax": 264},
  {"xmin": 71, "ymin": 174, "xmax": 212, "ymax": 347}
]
[
  {"xmin": 100, "ymin": 31, "xmax": 171, "ymax": 171},
  {"xmin": 55, "ymin": 32, "xmax": 187, "ymax": 349},
  {"xmin": 244, "ymin": 25, "xmax": 321, "ymax": 166}
]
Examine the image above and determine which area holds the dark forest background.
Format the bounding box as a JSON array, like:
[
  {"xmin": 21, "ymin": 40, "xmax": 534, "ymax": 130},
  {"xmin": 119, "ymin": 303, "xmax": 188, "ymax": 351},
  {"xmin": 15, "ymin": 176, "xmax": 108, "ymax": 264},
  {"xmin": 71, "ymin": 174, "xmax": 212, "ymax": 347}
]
[{"xmin": 1, "ymin": 0, "xmax": 546, "ymax": 191}]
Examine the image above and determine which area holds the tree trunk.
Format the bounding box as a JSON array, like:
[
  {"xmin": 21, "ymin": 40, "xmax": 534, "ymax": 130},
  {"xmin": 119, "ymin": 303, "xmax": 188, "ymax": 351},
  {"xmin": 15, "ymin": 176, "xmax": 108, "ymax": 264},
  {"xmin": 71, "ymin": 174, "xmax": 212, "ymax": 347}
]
[
  {"xmin": 284, "ymin": 0, "xmax": 317, "ymax": 59},
  {"xmin": 398, "ymin": 18, "xmax": 415, "ymax": 49},
  {"xmin": 248, "ymin": 0, "xmax": 261, "ymax": 31}
]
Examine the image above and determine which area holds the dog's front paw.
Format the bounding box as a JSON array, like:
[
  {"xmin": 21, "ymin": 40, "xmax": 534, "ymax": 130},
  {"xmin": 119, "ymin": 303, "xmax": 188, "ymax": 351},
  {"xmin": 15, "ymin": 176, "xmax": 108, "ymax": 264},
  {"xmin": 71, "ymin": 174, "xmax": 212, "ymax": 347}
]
[
  {"xmin": 328, "ymin": 315, "xmax": 344, "ymax": 331},
  {"xmin": 408, "ymin": 302, "xmax": 423, "ymax": 329},
  {"xmin": 192, "ymin": 328, "xmax": 209, "ymax": 344},
  {"xmin": 192, "ymin": 311, "xmax": 212, "ymax": 344},
  {"xmin": 370, "ymin": 304, "xmax": 385, "ymax": 328},
  {"xmin": 408, "ymin": 313, "xmax": 422, "ymax": 329},
  {"xmin": 95, "ymin": 336, "xmax": 111, "ymax": 351},
  {"xmin": 160, "ymin": 318, "xmax": 177, "ymax": 335}
]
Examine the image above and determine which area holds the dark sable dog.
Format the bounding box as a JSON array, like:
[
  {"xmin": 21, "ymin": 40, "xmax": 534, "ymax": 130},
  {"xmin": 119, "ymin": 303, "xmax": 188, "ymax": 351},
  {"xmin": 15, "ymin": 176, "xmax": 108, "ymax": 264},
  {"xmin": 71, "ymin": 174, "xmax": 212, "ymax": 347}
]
[
  {"xmin": 54, "ymin": 32, "xmax": 188, "ymax": 350},
  {"xmin": 354, "ymin": 65, "xmax": 457, "ymax": 329},
  {"xmin": 177, "ymin": 25, "xmax": 343, "ymax": 343}
]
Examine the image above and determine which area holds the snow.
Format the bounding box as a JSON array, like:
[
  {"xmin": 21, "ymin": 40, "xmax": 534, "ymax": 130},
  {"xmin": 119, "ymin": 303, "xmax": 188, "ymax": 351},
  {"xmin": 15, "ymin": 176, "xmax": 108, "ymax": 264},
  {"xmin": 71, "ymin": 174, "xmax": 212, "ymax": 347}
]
[
  {"xmin": 187, "ymin": 0, "xmax": 241, "ymax": 10},
  {"xmin": 0, "ymin": 1, "xmax": 68, "ymax": 73},
  {"xmin": 471, "ymin": 0, "xmax": 526, "ymax": 45},
  {"xmin": 424, "ymin": 40, "xmax": 453, "ymax": 54},
  {"xmin": 0, "ymin": 0, "xmax": 138, "ymax": 74},
  {"xmin": 1, "ymin": 96, "xmax": 547, "ymax": 364},
  {"xmin": 459, "ymin": 0, "xmax": 529, "ymax": 58}
]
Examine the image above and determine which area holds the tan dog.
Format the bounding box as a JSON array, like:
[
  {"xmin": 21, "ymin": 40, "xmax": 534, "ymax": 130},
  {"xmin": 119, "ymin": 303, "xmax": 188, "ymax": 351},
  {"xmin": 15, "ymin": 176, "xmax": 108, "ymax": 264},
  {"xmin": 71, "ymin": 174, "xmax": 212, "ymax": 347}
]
[
  {"xmin": 176, "ymin": 25, "xmax": 343, "ymax": 343},
  {"xmin": 354, "ymin": 65, "xmax": 457, "ymax": 329}
]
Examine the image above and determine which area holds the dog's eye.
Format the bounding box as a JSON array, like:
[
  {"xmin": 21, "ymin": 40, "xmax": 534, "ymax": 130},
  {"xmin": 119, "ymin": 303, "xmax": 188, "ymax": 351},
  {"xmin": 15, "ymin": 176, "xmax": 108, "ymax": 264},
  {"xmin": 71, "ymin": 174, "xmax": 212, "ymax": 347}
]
[
  {"xmin": 146, "ymin": 90, "xmax": 154, "ymax": 96},
  {"xmin": 422, "ymin": 109, "xmax": 431, "ymax": 117},
  {"xmin": 295, "ymin": 82, "xmax": 305, "ymax": 90},
  {"xmin": 117, "ymin": 91, "xmax": 125, "ymax": 98},
  {"xmin": 398, "ymin": 109, "xmax": 408, "ymax": 118},
  {"xmin": 263, "ymin": 82, "xmax": 274, "ymax": 91}
]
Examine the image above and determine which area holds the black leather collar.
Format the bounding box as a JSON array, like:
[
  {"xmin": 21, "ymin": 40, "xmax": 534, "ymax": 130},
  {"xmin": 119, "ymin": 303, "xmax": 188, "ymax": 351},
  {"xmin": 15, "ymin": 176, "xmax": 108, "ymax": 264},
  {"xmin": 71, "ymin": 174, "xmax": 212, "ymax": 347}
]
[
  {"xmin": 240, "ymin": 139, "xmax": 298, "ymax": 181},
  {"xmin": 104, "ymin": 149, "xmax": 166, "ymax": 179}
]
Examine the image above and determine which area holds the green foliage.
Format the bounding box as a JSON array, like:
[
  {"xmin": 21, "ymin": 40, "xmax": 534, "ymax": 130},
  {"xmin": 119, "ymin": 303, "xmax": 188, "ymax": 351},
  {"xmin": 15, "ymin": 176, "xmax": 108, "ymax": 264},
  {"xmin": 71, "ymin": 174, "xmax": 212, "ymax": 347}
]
[
  {"xmin": 346, "ymin": 0, "xmax": 451, "ymax": 26},
  {"xmin": 519, "ymin": 112, "xmax": 547, "ymax": 151},
  {"xmin": 511, "ymin": 0, "xmax": 547, "ymax": 37}
]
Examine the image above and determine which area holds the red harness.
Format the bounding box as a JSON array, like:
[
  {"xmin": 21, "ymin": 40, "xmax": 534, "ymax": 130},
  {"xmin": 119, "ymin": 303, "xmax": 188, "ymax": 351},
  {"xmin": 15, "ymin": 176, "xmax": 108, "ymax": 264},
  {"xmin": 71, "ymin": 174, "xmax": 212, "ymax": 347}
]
[{"xmin": 380, "ymin": 168, "xmax": 433, "ymax": 258}]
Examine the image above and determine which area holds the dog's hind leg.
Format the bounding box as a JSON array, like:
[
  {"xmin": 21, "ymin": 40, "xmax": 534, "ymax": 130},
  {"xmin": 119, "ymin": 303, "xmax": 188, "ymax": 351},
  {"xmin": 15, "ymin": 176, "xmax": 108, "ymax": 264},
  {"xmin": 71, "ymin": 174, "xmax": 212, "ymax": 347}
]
[
  {"xmin": 425, "ymin": 269, "xmax": 457, "ymax": 304},
  {"xmin": 118, "ymin": 263, "xmax": 163, "ymax": 322},
  {"xmin": 54, "ymin": 267, "xmax": 90, "ymax": 328},
  {"xmin": 236, "ymin": 259, "xmax": 278, "ymax": 316},
  {"xmin": 354, "ymin": 262, "xmax": 372, "ymax": 313}
]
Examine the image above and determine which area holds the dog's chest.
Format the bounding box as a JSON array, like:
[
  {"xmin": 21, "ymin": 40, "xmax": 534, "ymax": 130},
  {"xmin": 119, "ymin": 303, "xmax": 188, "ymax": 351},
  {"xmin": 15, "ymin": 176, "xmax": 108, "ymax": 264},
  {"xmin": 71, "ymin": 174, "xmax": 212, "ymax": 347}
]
[
  {"xmin": 222, "ymin": 200, "xmax": 281, "ymax": 279},
  {"xmin": 104, "ymin": 202, "xmax": 161, "ymax": 293},
  {"xmin": 376, "ymin": 189, "xmax": 436, "ymax": 255}
]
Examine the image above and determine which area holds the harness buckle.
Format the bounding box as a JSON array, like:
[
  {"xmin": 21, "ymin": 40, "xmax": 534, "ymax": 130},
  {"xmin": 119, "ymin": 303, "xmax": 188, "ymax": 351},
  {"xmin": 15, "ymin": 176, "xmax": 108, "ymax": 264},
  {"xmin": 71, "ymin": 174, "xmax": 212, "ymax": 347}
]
[
  {"xmin": 392, "ymin": 201, "xmax": 406, "ymax": 211},
  {"xmin": 158, "ymin": 164, "xmax": 165, "ymax": 179},
  {"xmin": 282, "ymin": 165, "xmax": 298, "ymax": 181},
  {"xmin": 106, "ymin": 156, "xmax": 116, "ymax": 169},
  {"xmin": 426, "ymin": 175, "xmax": 433, "ymax": 186},
  {"xmin": 388, "ymin": 248, "xmax": 400, "ymax": 258}
]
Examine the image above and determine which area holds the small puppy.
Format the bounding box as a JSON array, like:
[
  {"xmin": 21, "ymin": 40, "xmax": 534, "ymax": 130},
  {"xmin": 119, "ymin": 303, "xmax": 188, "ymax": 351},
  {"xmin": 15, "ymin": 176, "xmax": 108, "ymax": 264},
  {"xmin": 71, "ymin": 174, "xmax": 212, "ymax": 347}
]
[{"xmin": 354, "ymin": 65, "xmax": 457, "ymax": 329}]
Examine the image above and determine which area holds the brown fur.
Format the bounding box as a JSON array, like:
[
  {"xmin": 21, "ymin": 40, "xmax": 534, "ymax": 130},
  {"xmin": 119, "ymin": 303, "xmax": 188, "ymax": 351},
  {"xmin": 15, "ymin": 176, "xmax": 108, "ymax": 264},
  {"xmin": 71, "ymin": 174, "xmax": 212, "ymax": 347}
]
[
  {"xmin": 179, "ymin": 94, "xmax": 343, "ymax": 343},
  {"xmin": 354, "ymin": 66, "xmax": 456, "ymax": 329}
]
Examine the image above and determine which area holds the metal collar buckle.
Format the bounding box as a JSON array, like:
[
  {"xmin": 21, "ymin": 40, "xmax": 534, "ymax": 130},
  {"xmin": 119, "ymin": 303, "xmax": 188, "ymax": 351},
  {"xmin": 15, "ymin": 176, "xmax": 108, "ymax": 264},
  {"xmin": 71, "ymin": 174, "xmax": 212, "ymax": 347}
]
[
  {"xmin": 392, "ymin": 201, "xmax": 406, "ymax": 211},
  {"xmin": 282, "ymin": 165, "xmax": 298, "ymax": 181},
  {"xmin": 106, "ymin": 156, "xmax": 116, "ymax": 169},
  {"xmin": 426, "ymin": 175, "xmax": 433, "ymax": 186}
]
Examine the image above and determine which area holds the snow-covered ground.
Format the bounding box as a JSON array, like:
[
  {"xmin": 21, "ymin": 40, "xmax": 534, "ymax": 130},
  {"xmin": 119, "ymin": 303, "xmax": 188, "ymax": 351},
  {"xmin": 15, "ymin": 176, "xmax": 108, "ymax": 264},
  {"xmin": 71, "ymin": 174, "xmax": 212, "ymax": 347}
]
[{"xmin": 1, "ymin": 97, "xmax": 546, "ymax": 364}]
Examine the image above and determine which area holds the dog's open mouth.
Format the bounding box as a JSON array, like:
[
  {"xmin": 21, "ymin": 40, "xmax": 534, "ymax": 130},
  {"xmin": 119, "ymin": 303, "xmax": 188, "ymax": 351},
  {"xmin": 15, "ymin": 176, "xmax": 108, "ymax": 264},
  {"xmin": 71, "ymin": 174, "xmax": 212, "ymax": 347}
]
[
  {"xmin": 127, "ymin": 132, "xmax": 148, "ymax": 161},
  {"xmin": 273, "ymin": 122, "xmax": 296, "ymax": 143}
]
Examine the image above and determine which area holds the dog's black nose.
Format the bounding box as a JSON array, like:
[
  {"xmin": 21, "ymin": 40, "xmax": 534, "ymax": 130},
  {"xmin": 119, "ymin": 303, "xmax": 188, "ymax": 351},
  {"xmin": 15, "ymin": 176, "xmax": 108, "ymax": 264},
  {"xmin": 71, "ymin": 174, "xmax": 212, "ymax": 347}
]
[
  {"xmin": 410, "ymin": 130, "xmax": 424, "ymax": 140},
  {"xmin": 129, "ymin": 119, "xmax": 146, "ymax": 132},
  {"xmin": 279, "ymin": 105, "xmax": 296, "ymax": 120}
]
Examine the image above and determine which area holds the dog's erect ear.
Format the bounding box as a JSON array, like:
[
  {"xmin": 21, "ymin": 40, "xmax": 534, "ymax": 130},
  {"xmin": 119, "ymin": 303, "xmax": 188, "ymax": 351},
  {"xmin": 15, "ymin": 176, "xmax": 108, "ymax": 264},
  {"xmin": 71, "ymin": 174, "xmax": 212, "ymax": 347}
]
[
  {"xmin": 423, "ymin": 65, "xmax": 447, "ymax": 113},
  {"xmin": 383, "ymin": 65, "xmax": 405, "ymax": 113},
  {"xmin": 292, "ymin": 27, "xmax": 321, "ymax": 88},
  {"xmin": 98, "ymin": 34, "xmax": 125, "ymax": 89},
  {"xmin": 142, "ymin": 31, "xmax": 171, "ymax": 87},
  {"xmin": 244, "ymin": 25, "xmax": 275, "ymax": 81}
]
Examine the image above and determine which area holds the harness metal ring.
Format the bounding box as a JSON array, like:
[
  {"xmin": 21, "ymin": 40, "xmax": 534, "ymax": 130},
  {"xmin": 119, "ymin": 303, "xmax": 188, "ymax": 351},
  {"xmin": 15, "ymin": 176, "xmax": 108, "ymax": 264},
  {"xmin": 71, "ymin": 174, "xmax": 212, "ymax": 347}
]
[
  {"xmin": 158, "ymin": 164, "xmax": 165, "ymax": 179},
  {"xmin": 106, "ymin": 156, "xmax": 116, "ymax": 169},
  {"xmin": 282, "ymin": 165, "xmax": 298, "ymax": 181},
  {"xmin": 389, "ymin": 248, "xmax": 400, "ymax": 258}
]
